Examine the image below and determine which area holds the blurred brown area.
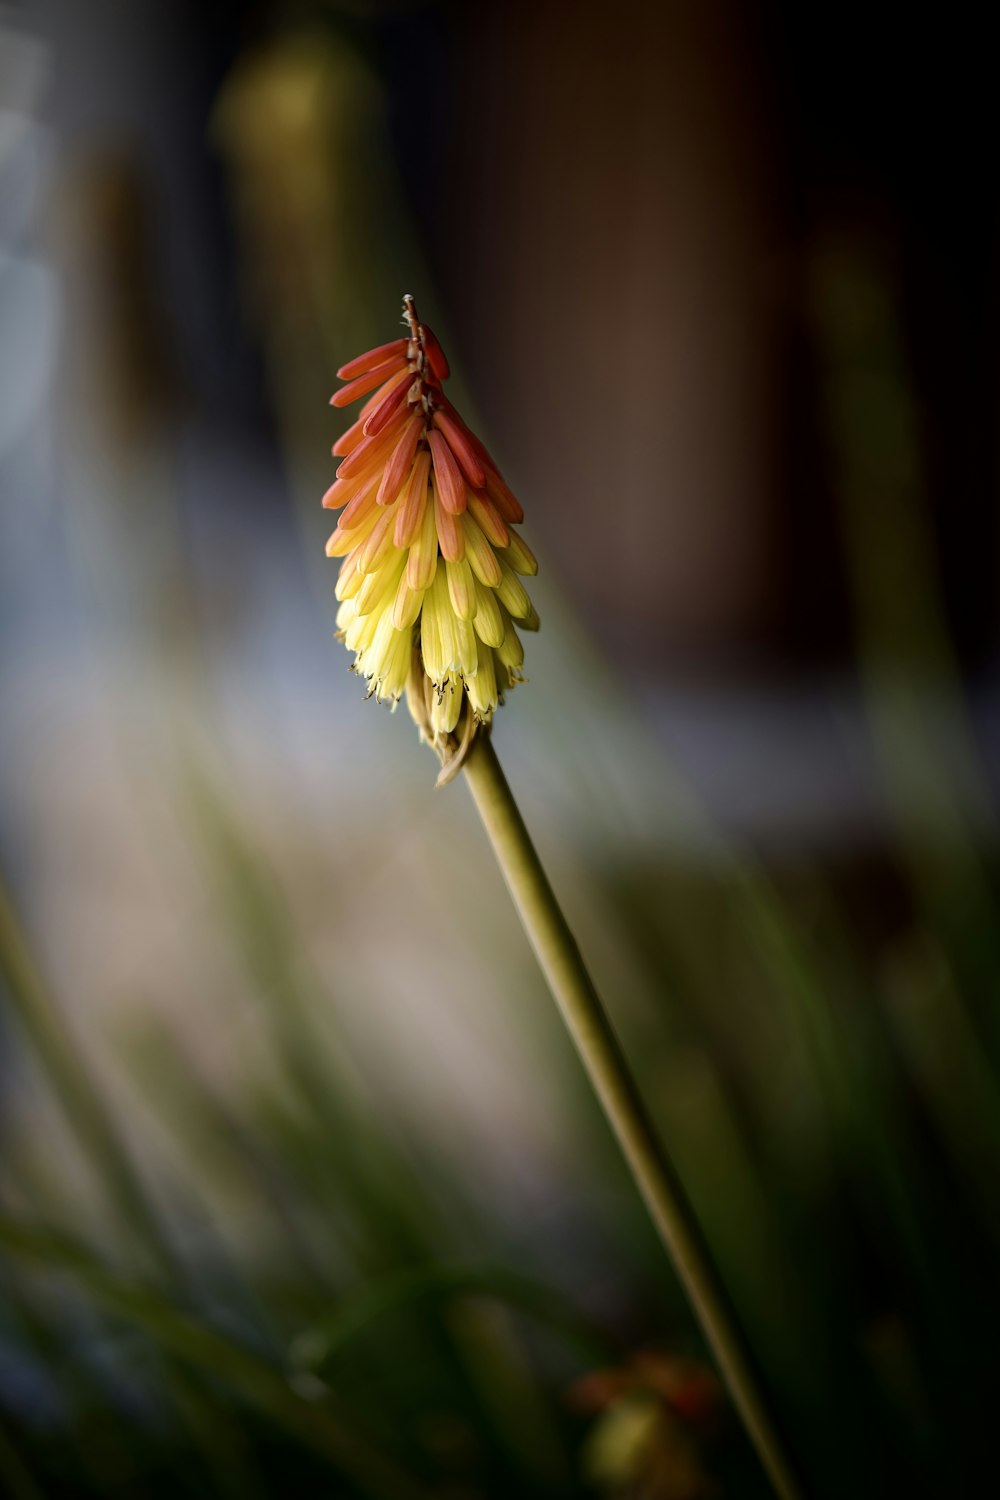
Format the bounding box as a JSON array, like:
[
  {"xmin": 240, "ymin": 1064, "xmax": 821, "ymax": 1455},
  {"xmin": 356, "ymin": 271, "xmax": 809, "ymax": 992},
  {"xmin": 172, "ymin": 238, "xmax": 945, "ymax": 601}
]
[{"xmin": 449, "ymin": 1, "xmax": 780, "ymax": 658}]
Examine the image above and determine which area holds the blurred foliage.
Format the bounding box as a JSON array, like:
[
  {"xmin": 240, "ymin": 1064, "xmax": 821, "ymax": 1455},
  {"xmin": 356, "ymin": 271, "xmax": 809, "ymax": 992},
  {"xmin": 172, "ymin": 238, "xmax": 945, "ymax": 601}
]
[
  {"xmin": 3, "ymin": 8, "xmax": 1000, "ymax": 1500},
  {"xmin": 4, "ymin": 591, "xmax": 1000, "ymax": 1499}
]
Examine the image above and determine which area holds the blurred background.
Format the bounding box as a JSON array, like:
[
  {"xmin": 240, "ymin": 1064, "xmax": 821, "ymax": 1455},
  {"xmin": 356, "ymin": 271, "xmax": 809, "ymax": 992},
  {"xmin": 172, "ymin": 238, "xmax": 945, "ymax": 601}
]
[{"xmin": 2, "ymin": 1, "xmax": 999, "ymax": 1496}]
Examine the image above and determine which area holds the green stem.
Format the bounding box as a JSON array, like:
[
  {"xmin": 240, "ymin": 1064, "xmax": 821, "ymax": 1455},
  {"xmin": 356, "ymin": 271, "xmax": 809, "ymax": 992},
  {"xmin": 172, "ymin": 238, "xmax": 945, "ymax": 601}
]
[{"xmin": 462, "ymin": 735, "xmax": 803, "ymax": 1500}]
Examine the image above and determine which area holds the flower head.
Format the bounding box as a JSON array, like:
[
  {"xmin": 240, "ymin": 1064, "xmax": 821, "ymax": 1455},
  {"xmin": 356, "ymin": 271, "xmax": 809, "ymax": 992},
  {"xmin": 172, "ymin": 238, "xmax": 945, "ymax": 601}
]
[{"xmin": 325, "ymin": 296, "xmax": 538, "ymax": 781}]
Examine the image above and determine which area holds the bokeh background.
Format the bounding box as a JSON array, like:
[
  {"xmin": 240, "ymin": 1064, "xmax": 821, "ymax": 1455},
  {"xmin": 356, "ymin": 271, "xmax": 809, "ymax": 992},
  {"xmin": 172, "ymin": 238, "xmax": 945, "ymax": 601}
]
[{"xmin": 2, "ymin": 2, "xmax": 999, "ymax": 1496}]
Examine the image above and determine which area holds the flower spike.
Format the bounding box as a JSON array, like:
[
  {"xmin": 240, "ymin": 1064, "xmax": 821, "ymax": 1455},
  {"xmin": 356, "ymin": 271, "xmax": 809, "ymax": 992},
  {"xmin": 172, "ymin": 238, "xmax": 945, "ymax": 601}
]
[{"xmin": 326, "ymin": 296, "xmax": 538, "ymax": 783}]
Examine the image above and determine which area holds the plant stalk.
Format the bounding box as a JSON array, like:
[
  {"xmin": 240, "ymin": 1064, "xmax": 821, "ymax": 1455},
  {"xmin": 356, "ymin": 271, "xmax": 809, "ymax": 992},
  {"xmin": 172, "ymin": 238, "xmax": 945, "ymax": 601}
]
[{"xmin": 462, "ymin": 735, "xmax": 803, "ymax": 1500}]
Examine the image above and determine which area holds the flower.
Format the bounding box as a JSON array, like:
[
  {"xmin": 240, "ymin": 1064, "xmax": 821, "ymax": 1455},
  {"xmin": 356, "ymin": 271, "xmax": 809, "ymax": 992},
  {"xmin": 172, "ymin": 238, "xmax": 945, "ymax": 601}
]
[
  {"xmin": 569, "ymin": 1354, "xmax": 722, "ymax": 1500},
  {"xmin": 325, "ymin": 296, "xmax": 538, "ymax": 780}
]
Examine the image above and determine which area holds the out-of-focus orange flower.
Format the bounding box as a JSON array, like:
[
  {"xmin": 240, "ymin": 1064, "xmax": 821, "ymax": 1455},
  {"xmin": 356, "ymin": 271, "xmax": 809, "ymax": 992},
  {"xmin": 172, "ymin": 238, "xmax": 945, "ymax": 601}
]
[
  {"xmin": 325, "ymin": 296, "xmax": 538, "ymax": 778},
  {"xmin": 569, "ymin": 1353, "xmax": 723, "ymax": 1500}
]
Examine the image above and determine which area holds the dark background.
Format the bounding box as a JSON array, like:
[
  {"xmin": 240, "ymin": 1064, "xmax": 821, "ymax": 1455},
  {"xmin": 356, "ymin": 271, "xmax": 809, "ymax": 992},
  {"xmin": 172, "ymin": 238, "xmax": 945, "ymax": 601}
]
[{"xmin": 2, "ymin": 4, "xmax": 999, "ymax": 1498}]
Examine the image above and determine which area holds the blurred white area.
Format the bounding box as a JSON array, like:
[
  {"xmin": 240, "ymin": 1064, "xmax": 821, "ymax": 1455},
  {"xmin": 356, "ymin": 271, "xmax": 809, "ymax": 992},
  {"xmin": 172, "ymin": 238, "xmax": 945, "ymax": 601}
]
[{"xmin": 0, "ymin": 13, "xmax": 57, "ymax": 578}]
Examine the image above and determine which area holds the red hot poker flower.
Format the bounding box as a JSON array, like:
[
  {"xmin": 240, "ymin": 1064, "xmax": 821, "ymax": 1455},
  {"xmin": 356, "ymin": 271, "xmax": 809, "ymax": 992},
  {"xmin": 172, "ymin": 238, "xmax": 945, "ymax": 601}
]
[{"xmin": 325, "ymin": 295, "xmax": 538, "ymax": 780}]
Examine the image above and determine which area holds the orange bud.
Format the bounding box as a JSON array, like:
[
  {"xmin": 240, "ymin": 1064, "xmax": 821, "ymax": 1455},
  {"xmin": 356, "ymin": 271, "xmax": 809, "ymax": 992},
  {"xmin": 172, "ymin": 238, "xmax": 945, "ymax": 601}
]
[
  {"xmin": 322, "ymin": 478, "xmax": 349, "ymax": 510},
  {"xmin": 433, "ymin": 409, "xmax": 486, "ymax": 488},
  {"xmin": 428, "ymin": 430, "xmax": 466, "ymax": 515},
  {"xmin": 434, "ymin": 483, "xmax": 466, "ymax": 561},
  {"xmin": 437, "ymin": 396, "xmax": 496, "ymax": 470},
  {"xmin": 484, "ymin": 469, "xmax": 523, "ymax": 524},
  {"xmin": 325, "ymin": 516, "xmax": 373, "ymax": 558},
  {"xmin": 422, "ymin": 325, "xmax": 450, "ymax": 381},
  {"xmin": 466, "ymin": 489, "xmax": 509, "ymax": 547},
  {"xmin": 331, "ymin": 354, "xmax": 408, "ymax": 407},
  {"xmin": 363, "ymin": 374, "xmax": 418, "ymax": 437},
  {"xmin": 336, "ymin": 413, "xmax": 406, "ymax": 480},
  {"xmin": 332, "ymin": 413, "xmax": 367, "ymax": 457},
  {"xmin": 377, "ymin": 415, "xmax": 422, "ymax": 506},
  {"xmin": 338, "ymin": 473, "xmax": 380, "ymax": 529},
  {"xmin": 394, "ymin": 451, "xmax": 431, "ymax": 548},
  {"xmin": 324, "ymin": 461, "xmax": 381, "ymax": 511},
  {"xmin": 337, "ymin": 337, "xmax": 408, "ymax": 381}
]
